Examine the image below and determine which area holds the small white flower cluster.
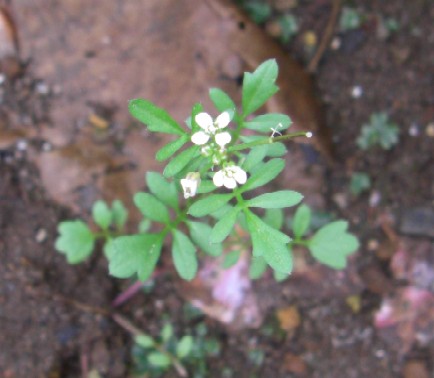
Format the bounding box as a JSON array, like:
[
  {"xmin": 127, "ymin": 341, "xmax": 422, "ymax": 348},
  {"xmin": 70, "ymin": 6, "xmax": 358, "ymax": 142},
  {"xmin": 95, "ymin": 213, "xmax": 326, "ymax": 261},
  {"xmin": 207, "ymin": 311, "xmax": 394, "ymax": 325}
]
[{"xmin": 181, "ymin": 111, "xmax": 247, "ymax": 198}]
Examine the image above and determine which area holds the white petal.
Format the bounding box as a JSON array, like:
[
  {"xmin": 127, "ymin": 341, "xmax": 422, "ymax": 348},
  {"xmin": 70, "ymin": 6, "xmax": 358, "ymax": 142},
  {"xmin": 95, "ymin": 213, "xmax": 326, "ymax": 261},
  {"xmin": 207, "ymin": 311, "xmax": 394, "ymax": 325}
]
[
  {"xmin": 223, "ymin": 176, "xmax": 237, "ymax": 189},
  {"xmin": 214, "ymin": 131, "xmax": 232, "ymax": 147},
  {"xmin": 213, "ymin": 170, "xmax": 225, "ymax": 187},
  {"xmin": 191, "ymin": 131, "xmax": 210, "ymax": 145},
  {"xmin": 233, "ymin": 167, "xmax": 247, "ymax": 184},
  {"xmin": 215, "ymin": 111, "xmax": 230, "ymax": 129},
  {"xmin": 180, "ymin": 179, "xmax": 191, "ymax": 199},
  {"xmin": 195, "ymin": 112, "xmax": 213, "ymax": 131}
]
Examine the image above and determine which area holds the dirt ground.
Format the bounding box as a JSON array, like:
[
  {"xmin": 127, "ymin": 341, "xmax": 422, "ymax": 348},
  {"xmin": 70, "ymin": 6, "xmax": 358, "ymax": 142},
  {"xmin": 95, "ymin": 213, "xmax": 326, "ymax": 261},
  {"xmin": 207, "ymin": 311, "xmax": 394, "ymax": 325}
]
[{"xmin": 1, "ymin": 0, "xmax": 433, "ymax": 377}]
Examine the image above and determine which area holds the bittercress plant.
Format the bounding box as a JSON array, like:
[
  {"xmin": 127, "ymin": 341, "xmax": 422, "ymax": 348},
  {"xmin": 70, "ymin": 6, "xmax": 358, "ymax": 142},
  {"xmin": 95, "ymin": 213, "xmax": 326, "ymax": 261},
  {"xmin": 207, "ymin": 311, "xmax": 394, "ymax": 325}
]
[{"xmin": 55, "ymin": 59, "xmax": 359, "ymax": 282}]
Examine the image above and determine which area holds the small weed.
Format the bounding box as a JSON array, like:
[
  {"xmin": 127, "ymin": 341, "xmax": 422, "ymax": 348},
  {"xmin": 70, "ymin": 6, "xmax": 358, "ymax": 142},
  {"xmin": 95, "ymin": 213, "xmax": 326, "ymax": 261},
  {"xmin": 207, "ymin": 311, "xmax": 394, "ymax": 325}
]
[
  {"xmin": 339, "ymin": 7, "xmax": 362, "ymax": 32},
  {"xmin": 357, "ymin": 112, "xmax": 399, "ymax": 150},
  {"xmin": 278, "ymin": 14, "xmax": 298, "ymax": 43},
  {"xmin": 350, "ymin": 172, "xmax": 371, "ymax": 196}
]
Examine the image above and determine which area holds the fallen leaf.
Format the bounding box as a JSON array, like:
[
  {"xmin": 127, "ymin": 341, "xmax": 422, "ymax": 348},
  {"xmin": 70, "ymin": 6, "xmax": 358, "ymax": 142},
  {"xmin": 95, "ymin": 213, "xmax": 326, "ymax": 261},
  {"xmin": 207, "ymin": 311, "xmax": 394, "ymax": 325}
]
[{"xmin": 276, "ymin": 305, "xmax": 301, "ymax": 332}]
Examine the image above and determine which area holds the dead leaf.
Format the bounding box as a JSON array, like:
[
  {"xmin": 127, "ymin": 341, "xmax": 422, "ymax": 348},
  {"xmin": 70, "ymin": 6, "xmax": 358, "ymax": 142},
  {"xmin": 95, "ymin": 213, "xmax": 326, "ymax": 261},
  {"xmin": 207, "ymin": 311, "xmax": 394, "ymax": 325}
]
[
  {"xmin": 206, "ymin": 0, "xmax": 334, "ymax": 162},
  {"xmin": 276, "ymin": 305, "xmax": 301, "ymax": 332}
]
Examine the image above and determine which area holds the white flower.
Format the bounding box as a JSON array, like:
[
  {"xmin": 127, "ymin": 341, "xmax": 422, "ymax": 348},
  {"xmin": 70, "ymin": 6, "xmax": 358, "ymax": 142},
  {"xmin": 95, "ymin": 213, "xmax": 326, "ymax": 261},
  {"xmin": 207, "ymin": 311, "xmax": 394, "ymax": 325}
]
[
  {"xmin": 181, "ymin": 172, "xmax": 201, "ymax": 199},
  {"xmin": 191, "ymin": 111, "xmax": 232, "ymax": 148},
  {"xmin": 213, "ymin": 165, "xmax": 247, "ymax": 189}
]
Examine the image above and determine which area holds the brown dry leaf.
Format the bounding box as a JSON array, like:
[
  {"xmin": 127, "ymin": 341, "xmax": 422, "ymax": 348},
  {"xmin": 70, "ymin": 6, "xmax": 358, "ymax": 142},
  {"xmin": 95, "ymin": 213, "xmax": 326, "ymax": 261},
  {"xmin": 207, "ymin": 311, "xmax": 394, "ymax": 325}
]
[
  {"xmin": 276, "ymin": 305, "xmax": 301, "ymax": 332},
  {"xmin": 283, "ymin": 352, "xmax": 308, "ymax": 376},
  {"xmin": 0, "ymin": 5, "xmax": 21, "ymax": 77},
  {"xmin": 206, "ymin": 0, "xmax": 334, "ymax": 161}
]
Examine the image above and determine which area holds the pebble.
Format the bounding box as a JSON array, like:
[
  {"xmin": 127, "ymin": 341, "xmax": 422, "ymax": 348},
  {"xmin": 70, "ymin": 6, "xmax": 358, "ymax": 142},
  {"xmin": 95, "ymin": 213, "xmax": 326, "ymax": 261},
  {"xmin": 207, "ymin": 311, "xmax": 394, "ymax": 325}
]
[
  {"xmin": 399, "ymin": 207, "xmax": 434, "ymax": 238},
  {"xmin": 330, "ymin": 36, "xmax": 341, "ymax": 50},
  {"xmin": 351, "ymin": 85, "xmax": 363, "ymax": 98},
  {"xmin": 369, "ymin": 190, "xmax": 381, "ymax": 207},
  {"xmin": 42, "ymin": 142, "xmax": 52, "ymax": 152},
  {"xmin": 35, "ymin": 228, "xmax": 47, "ymax": 243},
  {"xmin": 35, "ymin": 81, "xmax": 50, "ymax": 95},
  {"xmin": 0, "ymin": 73, "xmax": 5, "ymax": 85},
  {"xmin": 16, "ymin": 139, "xmax": 28, "ymax": 151},
  {"xmin": 425, "ymin": 122, "xmax": 434, "ymax": 137},
  {"xmin": 408, "ymin": 123, "xmax": 420, "ymax": 137}
]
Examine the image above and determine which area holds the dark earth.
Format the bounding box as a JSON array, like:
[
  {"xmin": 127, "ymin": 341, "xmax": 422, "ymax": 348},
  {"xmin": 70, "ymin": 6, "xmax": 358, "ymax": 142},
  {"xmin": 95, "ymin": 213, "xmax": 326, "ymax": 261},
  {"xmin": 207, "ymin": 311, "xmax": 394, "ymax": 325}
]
[{"xmin": 1, "ymin": 0, "xmax": 433, "ymax": 377}]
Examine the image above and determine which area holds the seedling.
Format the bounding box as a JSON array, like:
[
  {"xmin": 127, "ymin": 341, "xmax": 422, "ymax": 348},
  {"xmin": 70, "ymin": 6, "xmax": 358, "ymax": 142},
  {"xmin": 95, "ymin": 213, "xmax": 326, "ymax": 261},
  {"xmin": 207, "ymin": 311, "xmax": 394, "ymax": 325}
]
[
  {"xmin": 357, "ymin": 112, "xmax": 399, "ymax": 150},
  {"xmin": 339, "ymin": 7, "xmax": 362, "ymax": 32},
  {"xmin": 350, "ymin": 172, "xmax": 371, "ymax": 196},
  {"xmin": 55, "ymin": 60, "xmax": 359, "ymax": 284}
]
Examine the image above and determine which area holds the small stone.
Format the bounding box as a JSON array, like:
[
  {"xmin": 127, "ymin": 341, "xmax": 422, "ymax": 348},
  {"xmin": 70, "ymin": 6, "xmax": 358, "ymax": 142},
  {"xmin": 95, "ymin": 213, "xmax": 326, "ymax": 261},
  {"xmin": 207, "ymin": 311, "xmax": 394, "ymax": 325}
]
[
  {"xmin": 35, "ymin": 228, "xmax": 47, "ymax": 243},
  {"xmin": 351, "ymin": 85, "xmax": 363, "ymax": 98},
  {"xmin": 42, "ymin": 142, "xmax": 52, "ymax": 152},
  {"xmin": 16, "ymin": 139, "xmax": 28, "ymax": 151},
  {"xmin": 399, "ymin": 207, "xmax": 434, "ymax": 238},
  {"xmin": 333, "ymin": 192, "xmax": 348, "ymax": 209},
  {"xmin": 369, "ymin": 190, "xmax": 381, "ymax": 207},
  {"xmin": 330, "ymin": 36, "xmax": 341, "ymax": 50},
  {"xmin": 408, "ymin": 123, "xmax": 420, "ymax": 137},
  {"xmin": 367, "ymin": 239, "xmax": 379, "ymax": 251},
  {"xmin": 0, "ymin": 73, "xmax": 5, "ymax": 85},
  {"xmin": 425, "ymin": 122, "xmax": 434, "ymax": 137},
  {"xmin": 36, "ymin": 81, "xmax": 50, "ymax": 95}
]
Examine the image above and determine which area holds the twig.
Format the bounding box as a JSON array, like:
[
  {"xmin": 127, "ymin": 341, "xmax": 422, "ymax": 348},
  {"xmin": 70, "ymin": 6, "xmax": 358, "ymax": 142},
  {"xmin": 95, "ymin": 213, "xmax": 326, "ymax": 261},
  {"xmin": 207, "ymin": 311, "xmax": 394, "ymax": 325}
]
[{"xmin": 307, "ymin": 0, "xmax": 342, "ymax": 73}]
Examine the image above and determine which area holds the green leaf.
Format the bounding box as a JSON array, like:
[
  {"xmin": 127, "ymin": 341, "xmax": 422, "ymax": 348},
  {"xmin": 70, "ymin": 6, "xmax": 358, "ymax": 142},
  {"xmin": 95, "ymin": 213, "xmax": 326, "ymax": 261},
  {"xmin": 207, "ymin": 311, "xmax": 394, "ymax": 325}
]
[
  {"xmin": 103, "ymin": 238, "xmax": 115, "ymax": 260},
  {"xmin": 274, "ymin": 270, "xmax": 289, "ymax": 282},
  {"xmin": 92, "ymin": 200, "xmax": 112, "ymax": 229},
  {"xmin": 222, "ymin": 250, "xmax": 241, "ymax": 269},
  {"xmin": 249, "ymin": 256, "xmax": 267, "ymax": 279},
  {"xmin": 244, "ymin": 113, "xmax": 291, "ymax": 133},
  {"xmin": 112, "ymin": 200, "xmax": 128, "ymax": 229},
  {"xmin": 245, "ymin": 210, "xmax": 292, "ymax": 274},
  {"xmin": 266, "ymin": 142, "xmax": 287, "ymax": 157},
  {"xmin": 109, "ymin": 233, "xmax": 164, "ymax": 281},
  {"xmin": 156, "ymin": 135, "xmax": 189, "ymax": 161},
  {"xmin": 242, "ymin": 59, "xmax": 279, "ymax": 116},
  {"xmin": 263, "ymin": 208, "xmax": 284, "ymax": 230},
  {"xmin": 172, "ymin": 230, "xmax": 198, "ymax": 280},
  {"xmin": 55, "ymin": 221, "xmax": 95, "ymax": 264},
  {"xmin": 308, "ymin": 221, "xmax": 359, "ymax": 269},
  {"xmin": 161, "ymin": 323, "xmax": 173, "ymax": 342},
  {"xmin": 147, "ymin": 352, "xmax": 171, "ymax": 368},
  {"xmin": 210, "ymin": 208, "xmax": 239, "ymax": 243},
  {"xmin": 188, "ymin": 221, "xmax": 222, "ymax": 257},
  {"xmin": 188, "ymin": 193, "xmax": 233, "ymax": 217},
  {"xmin": 129, "ymin": 98, "xmax": 185, "ymax": 135},
  {"xmin": 350, "ymin": 172, "xmax": 371, "ymax": 196},
  {"xmin": 163, "ymin": 145, "xmax": 199, "ymax": 178},
  {"xmin": 134, "ymin": 192, "xmax": 170, "ymax": 223},
  {"xmin": 241, "ymin": 158, "xmax": 285, "ymax": 192},
  {"xmin": 176, "ymin": 336, "xmax": 193, "ymax": 358},
  {"xmin": 246, "ymin": 190, "xmax": 303, "ymax": 209},
  {"xmin": 146, "ymin": 172, "xmax": 178, "ymax": 209},
  {"xmin": 292, "ymin": 204, "xmax": 311, "ymax": 239},
  {"xmin": 135, "ymin": 334, "xmax": 154, "ymax": 348},
  {"xmin": 196, "ymin": 180, "xmax": 217, "ymax": 194},
  {"xmin": 209, "ymin": 88, "xmax": 236, "ymax": 113},
  {"xmin": 243, "ymin": 145, "xmax": 268, "ymax": 172}
]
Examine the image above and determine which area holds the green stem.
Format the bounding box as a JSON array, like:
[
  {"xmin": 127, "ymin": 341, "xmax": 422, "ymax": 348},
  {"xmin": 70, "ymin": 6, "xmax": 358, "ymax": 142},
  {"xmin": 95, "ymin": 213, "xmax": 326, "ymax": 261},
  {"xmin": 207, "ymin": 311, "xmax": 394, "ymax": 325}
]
[{"xmin": 228, "ymin": 131, "xmax": 311, "ymax": 153}]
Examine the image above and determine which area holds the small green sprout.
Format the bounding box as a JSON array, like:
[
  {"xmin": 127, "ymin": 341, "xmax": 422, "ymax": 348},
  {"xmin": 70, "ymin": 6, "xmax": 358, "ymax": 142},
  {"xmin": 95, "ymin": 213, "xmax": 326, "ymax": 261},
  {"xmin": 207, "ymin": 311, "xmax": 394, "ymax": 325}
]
[
  {"xmin": 278, "ymin": 14, "xmax": 298, "ymax": 43},
  {"xmin": 132, "ymin": 321, "xmax": 220, "ymax": 377},
  {"xmin": 357, "ymin": 112, "xmax": 399, "ymax": 150},
  {"xmin": 339, "ymin": 7, "xmax": 362, "ymax": 32},
  {"xmin": 243, "ymin": 1, "xmax": 272, "ymax": 24},
  {"xmin": 350, "ymin": 172, "xmax": 371, "ymax": 196}
]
